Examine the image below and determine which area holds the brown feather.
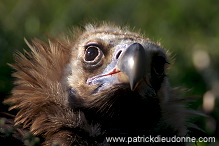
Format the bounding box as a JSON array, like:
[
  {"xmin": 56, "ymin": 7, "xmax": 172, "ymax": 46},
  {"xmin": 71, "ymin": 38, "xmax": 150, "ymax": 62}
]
[{"xmin": 3, "ymin": 24, "xmax": 204, "ymax": 145}]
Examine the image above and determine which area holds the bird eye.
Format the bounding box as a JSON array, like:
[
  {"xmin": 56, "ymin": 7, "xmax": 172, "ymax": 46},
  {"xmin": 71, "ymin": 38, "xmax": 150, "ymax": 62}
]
[
  {"xmin": 152, "ymin": 56, "xmax": 167, "ymax": 76},
  {"xmin": 85, "ymin": 45, "xmax": 100, "ymax": 61}
]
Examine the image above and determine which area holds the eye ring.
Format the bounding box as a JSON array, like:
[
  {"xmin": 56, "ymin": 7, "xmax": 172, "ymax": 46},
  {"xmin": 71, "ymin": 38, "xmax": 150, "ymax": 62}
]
[{"xmin": 84, "ymin": 43, "xmax": 103, "ymax": 65}]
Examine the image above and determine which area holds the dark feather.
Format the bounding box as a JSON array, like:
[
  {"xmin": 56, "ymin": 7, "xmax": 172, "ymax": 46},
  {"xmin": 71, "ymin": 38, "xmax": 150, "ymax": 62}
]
[{"xmin": 2, "ymin": 24, "xmax": 205, "ymax": 145}]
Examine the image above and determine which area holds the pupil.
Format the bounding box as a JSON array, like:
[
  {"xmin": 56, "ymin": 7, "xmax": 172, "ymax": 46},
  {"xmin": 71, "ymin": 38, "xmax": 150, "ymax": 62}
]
[{"xmin": 85, "ymin": 47, "xmax": 99, "ymax": 61}]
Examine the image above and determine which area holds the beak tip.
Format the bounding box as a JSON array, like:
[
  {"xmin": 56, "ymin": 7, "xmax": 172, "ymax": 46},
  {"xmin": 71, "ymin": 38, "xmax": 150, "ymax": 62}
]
[
  {"xmin": 130, "ymin": 85, "xmax": 134, "ymax": 91},
  {"xmin": 130, "ymin": 79, "xmax": 139, "ymax": 91}
]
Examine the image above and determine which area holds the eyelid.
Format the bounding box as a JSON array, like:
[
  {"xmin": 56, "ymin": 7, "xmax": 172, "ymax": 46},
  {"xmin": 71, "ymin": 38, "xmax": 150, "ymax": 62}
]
[
  {"xmin": 86, "ymin": 41, "xmax": 109, "ymax": 56},
  {"xmin": 85, "ymin": 42, "xmax": 102, "ymax": 49},
  {"xmin": 83, "ymin": 42, "xmax": 104, "ymax": 66},
  {"xmin": 86, "ymin": 42, "xmax": 99, "ymax": 46}
]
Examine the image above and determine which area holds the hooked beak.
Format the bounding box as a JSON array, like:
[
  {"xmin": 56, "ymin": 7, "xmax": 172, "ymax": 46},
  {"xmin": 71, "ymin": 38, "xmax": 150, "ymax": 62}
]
[
  {"xmin": 116, "ymin": 43, "xmax": 146, "ymax": 90},
  {"xmin": 87, "ymin": 43, "xmax": 152, "ymax": 94}
]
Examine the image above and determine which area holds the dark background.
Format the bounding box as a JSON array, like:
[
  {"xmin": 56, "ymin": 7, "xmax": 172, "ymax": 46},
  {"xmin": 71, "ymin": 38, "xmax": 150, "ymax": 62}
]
[{"xmin": 0, "ymin": 0, "xmax": 218, "ymax": 145}]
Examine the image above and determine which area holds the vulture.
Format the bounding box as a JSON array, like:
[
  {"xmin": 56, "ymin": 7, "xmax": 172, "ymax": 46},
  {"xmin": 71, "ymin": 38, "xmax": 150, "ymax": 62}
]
[{"xmin": 2, "ymin": 23, "xmax": 200, "ymax": 145}]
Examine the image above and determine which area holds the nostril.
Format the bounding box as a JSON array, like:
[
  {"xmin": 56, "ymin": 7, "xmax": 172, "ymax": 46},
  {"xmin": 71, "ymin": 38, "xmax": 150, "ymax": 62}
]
[{"xmin": 116, "ymin": 50, "xmax": 122, "ymax": 60}]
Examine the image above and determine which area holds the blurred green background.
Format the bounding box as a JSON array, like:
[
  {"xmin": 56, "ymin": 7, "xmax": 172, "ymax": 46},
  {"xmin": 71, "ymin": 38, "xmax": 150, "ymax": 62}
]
[{"xmin": 0, "ymin": 0, "xmax": 218, "ymax": 145}]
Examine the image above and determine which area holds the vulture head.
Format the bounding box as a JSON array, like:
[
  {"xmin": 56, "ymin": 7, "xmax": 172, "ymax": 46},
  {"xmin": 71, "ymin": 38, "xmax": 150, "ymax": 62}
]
[{"xmin": 4, "ymin": 24, "xmax": 193, "ymax": 145}]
